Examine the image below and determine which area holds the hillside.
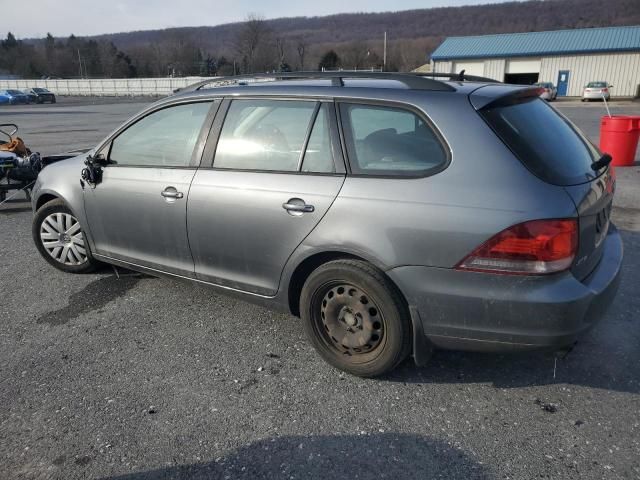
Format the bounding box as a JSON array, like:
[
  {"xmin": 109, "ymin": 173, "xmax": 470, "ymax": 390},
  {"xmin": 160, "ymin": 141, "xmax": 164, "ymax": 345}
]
[
  {"xmin": 4, "ymin": 0, "xmax": 640, "ymax": 78},
  {"xmin": 96, "ymin": 0, "xmax": 640, "ymax": 61}
]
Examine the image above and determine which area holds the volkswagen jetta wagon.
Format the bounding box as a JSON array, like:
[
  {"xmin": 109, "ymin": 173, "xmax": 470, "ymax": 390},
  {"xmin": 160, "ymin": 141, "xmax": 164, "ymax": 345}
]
[{"xmin": 31, "ymin": 72, "xmax": 623, "ymax": 377}]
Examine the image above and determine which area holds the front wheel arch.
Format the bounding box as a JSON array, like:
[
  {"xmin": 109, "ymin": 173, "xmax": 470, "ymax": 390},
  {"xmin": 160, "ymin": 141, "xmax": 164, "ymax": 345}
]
[{"xmin": 35, "ymin": 193, "xmax": 59, "ymax": 211}]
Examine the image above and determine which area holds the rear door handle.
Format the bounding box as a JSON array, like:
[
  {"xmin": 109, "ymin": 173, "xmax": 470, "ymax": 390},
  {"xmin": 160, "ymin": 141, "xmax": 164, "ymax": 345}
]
[{"xmin": 161, "ymin": 188, "xmax": 184, "ymax": 199}]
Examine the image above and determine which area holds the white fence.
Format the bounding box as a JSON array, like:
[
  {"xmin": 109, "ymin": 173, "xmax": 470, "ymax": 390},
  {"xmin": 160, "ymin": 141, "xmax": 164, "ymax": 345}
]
[{"xmin": 0, "ymin": 77, "xmax": 217, "ymax": 96}]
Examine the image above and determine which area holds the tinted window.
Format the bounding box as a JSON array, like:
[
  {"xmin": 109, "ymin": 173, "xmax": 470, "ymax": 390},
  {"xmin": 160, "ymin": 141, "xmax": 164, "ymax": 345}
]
[
  {"xmin": 215, "ymin": 100, "xmax": 317, "ymax": 171},
  {"xmin": 301, "ymin": 104, "xmax": 334, "ymax": 173},
  {"xmin": 480, "ymin": 97, "xmax": 601, "ymax": 185},
  {"xmin": 109, "ymin": 102, "xmax": 211, "ymax": 167},
  {"xmin": 587, "ymin": 82, "xmax": 607, "ymax": 88},
  {"xmin": 340, "ymin": 103, "xmax": 447, "ymax": 176}
]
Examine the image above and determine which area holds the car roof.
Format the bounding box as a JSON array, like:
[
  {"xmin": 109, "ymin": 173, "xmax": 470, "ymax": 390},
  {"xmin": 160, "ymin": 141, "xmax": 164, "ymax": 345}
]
[{"xmin": 168, "ymin": 78, "xmax": 524, "ymax": 104}]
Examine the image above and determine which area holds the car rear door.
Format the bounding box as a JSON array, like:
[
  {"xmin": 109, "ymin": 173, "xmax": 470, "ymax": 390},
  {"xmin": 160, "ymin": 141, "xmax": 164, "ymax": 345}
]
[
  {"xmin": 83, "ymin": 100, "xmax": 218, "ymax": 277},
  {"xmin": 188, "ymin": 97, "xmax": 345, "ymax": 296}
]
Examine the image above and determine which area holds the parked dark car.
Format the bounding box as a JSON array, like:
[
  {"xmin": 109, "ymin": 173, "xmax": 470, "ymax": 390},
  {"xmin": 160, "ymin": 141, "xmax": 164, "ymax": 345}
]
[
  {"xmin": 27, "ymin": 88, "xmax": 56, "ymax": 104},
  {"xmin": 25, "ymin": 91, "xmax": 38, "ymax": 103},
  {"xmin": 0, "ymin": 89, "xmax": 30, "ymax": 104},
  {"xmin": 31, "ymin": 72, "xmax": 623, "ymax": 377}
]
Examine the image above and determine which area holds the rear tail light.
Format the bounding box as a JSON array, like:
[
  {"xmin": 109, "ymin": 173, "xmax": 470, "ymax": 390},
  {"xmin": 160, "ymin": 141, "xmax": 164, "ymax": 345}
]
[
  {"xmin": 456, "ymin": 219, "xmax": 578, "ymax": 275},
  {"xmin": 545, "ymin": 88, "xmax": 550, "ymax": 93},
  {"xmin": 602, "ymin": 88, "xmax": 608, "ymax": 93}
]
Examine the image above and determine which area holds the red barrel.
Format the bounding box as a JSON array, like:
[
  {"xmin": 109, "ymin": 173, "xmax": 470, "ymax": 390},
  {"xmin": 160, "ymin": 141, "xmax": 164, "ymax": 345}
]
[{"xmin": 599, "ymin": 115, "xmax": 640, "ymax": 167}]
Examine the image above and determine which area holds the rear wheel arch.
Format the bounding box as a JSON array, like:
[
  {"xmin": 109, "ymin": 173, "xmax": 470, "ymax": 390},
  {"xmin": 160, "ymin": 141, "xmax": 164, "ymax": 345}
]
[{"xmin": 287, "ymin": 251, "xmax": 409, "ymax": 317}]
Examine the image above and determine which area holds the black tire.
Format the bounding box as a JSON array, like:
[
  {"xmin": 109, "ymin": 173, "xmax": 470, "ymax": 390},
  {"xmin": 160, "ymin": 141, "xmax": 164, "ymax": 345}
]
[
  {"xmin": 51, "ymin": 97, "xmax": 56, "ymax": 104},
  {"xmin": 300, "ymin": 259, "xmax": 412, "ymax": 377},
  {"xmin": 32, "ymin": 199, "xmax": 98, "ymax": 273}
]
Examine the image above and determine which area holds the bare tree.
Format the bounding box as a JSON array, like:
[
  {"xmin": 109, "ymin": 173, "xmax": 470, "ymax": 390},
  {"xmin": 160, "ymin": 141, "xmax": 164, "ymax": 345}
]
[
  {"xmin": 296, "ymin": 38, "xmax": 307, "ymax": 70},
  {"xmin": 275, "ymin": 37, "xmax": 286, "ymax": 71},
  {"xmin": 234, "ymin": 14, "xmax": 270, "ymax": 73},
  {"xmin": 341, "ymin": 42, "xmax": 369, "ymax": 70}
]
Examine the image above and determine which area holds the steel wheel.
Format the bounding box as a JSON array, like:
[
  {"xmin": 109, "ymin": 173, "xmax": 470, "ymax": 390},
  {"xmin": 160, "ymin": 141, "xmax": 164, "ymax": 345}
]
[
  {"xmin": 317, "ymin": 282, "xmax": 386, "ymax": 358},
  {"xmin": 301, "ymin": 260, "xmax": 413, "ymax": 377},
  {"xmin": 39, "ymin": 212, "xmax": 88, "ymax": 265}
]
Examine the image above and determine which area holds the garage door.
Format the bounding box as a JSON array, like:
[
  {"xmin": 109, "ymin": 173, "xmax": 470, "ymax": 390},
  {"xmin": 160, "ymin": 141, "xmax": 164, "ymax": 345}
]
[
  {"xmin": 453, "ymin": 61, "xmax": 484, "ymax": 77},
  {"xmin": 506, "ymin": 59, "xmax": 541, "ymax": 74}
]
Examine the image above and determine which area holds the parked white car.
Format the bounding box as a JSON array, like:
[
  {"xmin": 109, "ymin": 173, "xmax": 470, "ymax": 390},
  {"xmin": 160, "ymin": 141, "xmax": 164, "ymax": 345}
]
[
  {"xmin": 582, "ymin": 81, "xmax": 611, "ymax": 101},
  {"xmin": 533, "ymin": 82, "xmax": 557, "ymax": 101}
]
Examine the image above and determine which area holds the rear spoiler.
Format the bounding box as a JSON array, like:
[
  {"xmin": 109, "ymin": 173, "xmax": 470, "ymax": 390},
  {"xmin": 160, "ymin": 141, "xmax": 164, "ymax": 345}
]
[{"xmin": 469, "ymin": 85, "xmax": 544, "ymax": 110}]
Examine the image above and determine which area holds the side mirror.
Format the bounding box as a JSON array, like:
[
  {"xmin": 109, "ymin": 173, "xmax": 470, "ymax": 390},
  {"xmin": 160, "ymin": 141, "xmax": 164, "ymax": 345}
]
[
  {"xmin": 609, "ymin": 85, "xmax": 614, "ymax": 88},
  {"xmin": 91, "ymin": 152, "xmax": 109, "ymax": 166}
]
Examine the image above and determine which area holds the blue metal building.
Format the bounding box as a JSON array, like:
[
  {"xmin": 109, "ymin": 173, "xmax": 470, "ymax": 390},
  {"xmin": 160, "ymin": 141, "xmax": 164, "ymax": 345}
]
[{"xmin": 431, "ymin": 26, "xmax": 640, "ymax": 97}]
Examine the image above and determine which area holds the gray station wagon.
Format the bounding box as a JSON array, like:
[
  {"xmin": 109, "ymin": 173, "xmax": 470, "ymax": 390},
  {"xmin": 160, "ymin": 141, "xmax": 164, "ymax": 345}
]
[{"xmin": 31, "ymin": 72, "xmax": 623, "ymax": 377}]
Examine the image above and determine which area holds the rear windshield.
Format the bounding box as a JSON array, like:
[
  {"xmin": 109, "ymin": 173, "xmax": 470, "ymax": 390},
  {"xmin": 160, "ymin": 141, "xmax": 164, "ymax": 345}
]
[
  {"xmin": 587, "ymin": 82, "xmax": 607, "ymax": 88},
  {"xmin": 480, "ymin": 97, "xmax": 602, "ymax": 185}
]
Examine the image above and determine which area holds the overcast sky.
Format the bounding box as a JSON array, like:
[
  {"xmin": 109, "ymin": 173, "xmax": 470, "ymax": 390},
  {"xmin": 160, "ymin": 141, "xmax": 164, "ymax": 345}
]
[{"xmin": 2, "ymin": 0, "xmax": 514, "ymax": 39}]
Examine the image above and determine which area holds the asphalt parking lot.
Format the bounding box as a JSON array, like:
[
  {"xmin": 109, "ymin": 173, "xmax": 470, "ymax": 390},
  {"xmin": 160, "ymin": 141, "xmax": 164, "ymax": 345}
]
[{"xmin": 1, "ymin": 97, "xmax": 640, "ymax": 479}]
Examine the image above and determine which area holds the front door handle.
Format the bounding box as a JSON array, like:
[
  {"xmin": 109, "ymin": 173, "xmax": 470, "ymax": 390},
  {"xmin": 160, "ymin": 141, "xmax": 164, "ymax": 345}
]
[
  {"xmin": 283, "ymin": 198, "xmax": 314, "ymax": 214},
  {"xmin": 161, "ymin": 187, "xmax": 184, "ymax": 199}
]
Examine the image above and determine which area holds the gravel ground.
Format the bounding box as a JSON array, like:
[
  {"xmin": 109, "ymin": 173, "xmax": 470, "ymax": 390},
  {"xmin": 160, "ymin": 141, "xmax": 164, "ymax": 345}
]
[{"xmin": 0, "ymin": 97, "xmax": 639, "ymax": 480}]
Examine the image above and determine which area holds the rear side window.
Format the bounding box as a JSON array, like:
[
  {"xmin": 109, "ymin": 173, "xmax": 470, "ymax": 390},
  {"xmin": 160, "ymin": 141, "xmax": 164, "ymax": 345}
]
[
  {"xmin": 480, "ymin": 97, "xmax": 601, "ymax": 185},
  {"xmin": 339, "ymin": 103, "xmax": 447, "ymax": 176},
  {"xmin": 214, "ymin": 99, "xmax": 317, "ymax": 172}
]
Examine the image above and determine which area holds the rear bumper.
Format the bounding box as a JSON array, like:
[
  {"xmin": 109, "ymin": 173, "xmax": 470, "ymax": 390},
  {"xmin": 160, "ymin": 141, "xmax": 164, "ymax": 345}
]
[
  {"xmin": 388, "ymin": 225, "xmax": 623, "ymax": 353},
  {"xmin": 583, "ymin": 92, "xmax": 609, "ymax": 100}
]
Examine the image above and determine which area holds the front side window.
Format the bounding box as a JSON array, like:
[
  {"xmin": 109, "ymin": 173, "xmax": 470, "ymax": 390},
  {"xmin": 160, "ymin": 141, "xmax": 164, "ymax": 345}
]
[
  {"xmin": 339, "ymin": 103, "xmax": 447, "ymax": 176},
  {"xmin": 109, "ymin": 102, "xmax": 212, "ymax": 167}
]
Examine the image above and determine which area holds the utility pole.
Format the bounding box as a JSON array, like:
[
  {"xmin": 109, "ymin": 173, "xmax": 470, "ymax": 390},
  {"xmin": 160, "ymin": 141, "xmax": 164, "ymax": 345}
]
[
  {"xmin": 77, "ymin": 49, "xmax": 83, "ymax": 79},
  {"xmin": 383, "ymin": 31, "xmax": 387, "ymax": 71}
]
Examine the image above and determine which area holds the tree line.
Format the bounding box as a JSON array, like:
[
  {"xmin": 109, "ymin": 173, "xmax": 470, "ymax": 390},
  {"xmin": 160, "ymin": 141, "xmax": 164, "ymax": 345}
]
[{"xmin": 1, "ymin": 0, "xmax": 638, "ymax": 79}]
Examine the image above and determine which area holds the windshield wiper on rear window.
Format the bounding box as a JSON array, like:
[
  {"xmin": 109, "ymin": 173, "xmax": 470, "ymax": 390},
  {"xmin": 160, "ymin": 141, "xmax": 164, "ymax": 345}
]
[{"xmin": 591, "ymin": 153, "xmax": 612, "ymax": 171}]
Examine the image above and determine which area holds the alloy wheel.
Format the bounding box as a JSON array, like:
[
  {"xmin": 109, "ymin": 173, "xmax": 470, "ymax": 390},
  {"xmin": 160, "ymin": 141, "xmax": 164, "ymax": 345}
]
[{"xmin": 39, "ymin": 212, "xmax": 88, "ymax": 265}]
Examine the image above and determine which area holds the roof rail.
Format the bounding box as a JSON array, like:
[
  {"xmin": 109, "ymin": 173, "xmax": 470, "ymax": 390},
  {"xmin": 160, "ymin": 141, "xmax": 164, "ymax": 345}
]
[
  {"xmin": 413, "ymin": 70, "xmax": 501, "ymax": 83},
  {"xmin": 179, "ymin": 71, "xmax": 458, "ymax": 93}
]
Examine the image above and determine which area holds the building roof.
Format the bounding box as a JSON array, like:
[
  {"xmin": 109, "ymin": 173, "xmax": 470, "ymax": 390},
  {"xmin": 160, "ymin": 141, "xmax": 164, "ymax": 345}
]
[{"xmin": 431, "ymin": 25, "xmax": 640, "ymax": 60}]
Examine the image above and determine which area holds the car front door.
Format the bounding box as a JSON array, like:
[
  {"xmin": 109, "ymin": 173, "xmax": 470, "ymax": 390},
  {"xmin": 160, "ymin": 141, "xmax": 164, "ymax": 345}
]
[
  {"xmin": 188, "ymin": 98, "xmax": 346, "ymax": 296},
  {"xmin": 83, "ymin": 100, "xmax": 217, "ymax": 276}
]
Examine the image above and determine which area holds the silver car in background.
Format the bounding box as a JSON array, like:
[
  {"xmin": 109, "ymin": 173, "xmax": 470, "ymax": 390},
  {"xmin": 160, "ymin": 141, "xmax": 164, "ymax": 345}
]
[
  {"xmin": 582, "ymin": 81, "xmax": 611, "ymax": 101},
  {"xmin": 30, "ymin": 72, "xmax": 623, "ymax": 377},
  {"xmin": 533, "ymin": 82, "xmax": 557, "ymax": 101}
]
